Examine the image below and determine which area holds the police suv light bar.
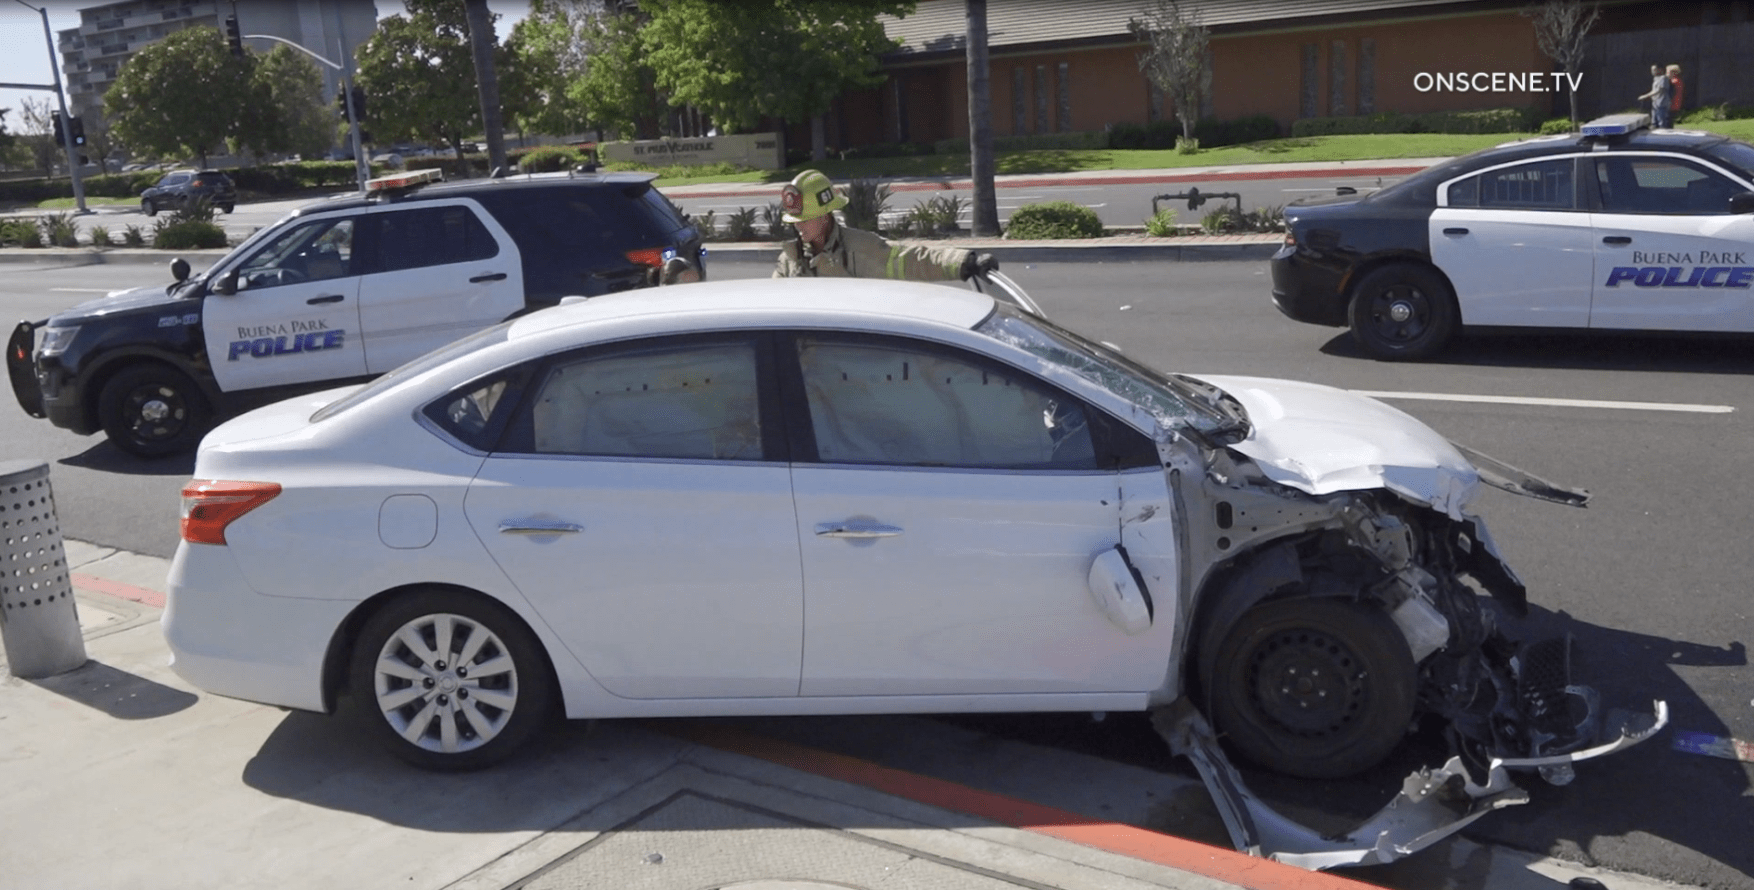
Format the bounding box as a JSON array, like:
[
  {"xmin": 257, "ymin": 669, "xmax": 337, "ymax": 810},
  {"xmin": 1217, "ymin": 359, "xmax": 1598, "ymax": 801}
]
[
  {"xmin": 364, "ymin": 168, "xmax": 442, "ymax": 193},
  {"xmin": 1581, "ymin": 113, "xmax": 1651, "ymax": 137}
]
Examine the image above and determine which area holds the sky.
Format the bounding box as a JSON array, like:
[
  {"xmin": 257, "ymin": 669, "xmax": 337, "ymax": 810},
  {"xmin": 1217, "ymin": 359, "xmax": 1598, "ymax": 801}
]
[{"xmin": 1, "ymin": 0, "xmax": 529, "ymax": 136}]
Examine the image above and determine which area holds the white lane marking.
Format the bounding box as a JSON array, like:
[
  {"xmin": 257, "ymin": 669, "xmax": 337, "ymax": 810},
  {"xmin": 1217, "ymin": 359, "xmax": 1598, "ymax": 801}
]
[
  {"xmin": 1352, "ymin": 389, "xmax": 1734, "ymax": 414},
  {"xmin": 50, "ymin": 288, "xmax": 113, "ymax": 292}
]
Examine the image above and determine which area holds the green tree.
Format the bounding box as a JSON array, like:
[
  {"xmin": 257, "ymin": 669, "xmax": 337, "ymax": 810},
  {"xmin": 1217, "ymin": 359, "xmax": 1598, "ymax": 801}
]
[
  {"xmin": 504, "ymin": 0, "xmax": 659, "ymax": 140},
  {"xmin": 1130, "ymin": 0, "xmax": 1210, "ymax": 146},
  {"xmin": 246, "ymin": 44, "xmax": 332, "ymax": 159},
  {"xmin": 640, "ymin": 0, "xmax": 913, "ymax": 158},
  {"xmin": 15, "ymin": 96, "xmax": 62, "ymax": 176},
  {"xmin": 356, "ymin": 0, "xmax": 484, "ymax": 168},
  {"xmin": 104, "ymin": 26, "xmax": 254, "ymax": 167}
]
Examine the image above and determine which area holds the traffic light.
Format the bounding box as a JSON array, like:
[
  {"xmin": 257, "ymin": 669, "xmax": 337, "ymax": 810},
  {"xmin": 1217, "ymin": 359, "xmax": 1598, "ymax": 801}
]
[
  {"xmin": 350, "ymin": 85, "xmax": 366, "ymax": 120},
  {"xmin": 69, "ymin": 116, "xmax": 85, "ymax": 147},
  {"xmin": 51, "ymin": 110, "xmax": 64, "ymax": 144},
  {"xmin": 225, "ymin": 16, "xmax": 243, "ymax": 57}
]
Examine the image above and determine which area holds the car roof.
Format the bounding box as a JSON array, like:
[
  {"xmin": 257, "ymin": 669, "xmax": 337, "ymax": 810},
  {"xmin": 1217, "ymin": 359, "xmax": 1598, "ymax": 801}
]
[
  {"xmin": 291, "ymin": 170, "xmax": 660, "ymax": 215},
  {"xmin": 508, "ymin": 278, "xmax": 997, "ymax": 341}
]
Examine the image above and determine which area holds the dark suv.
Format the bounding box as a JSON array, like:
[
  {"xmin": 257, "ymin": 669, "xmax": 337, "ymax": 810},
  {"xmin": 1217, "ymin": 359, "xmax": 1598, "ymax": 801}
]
[{"xmin": 141, "ymin": 168, "xmax": 237, "ymax": 215}]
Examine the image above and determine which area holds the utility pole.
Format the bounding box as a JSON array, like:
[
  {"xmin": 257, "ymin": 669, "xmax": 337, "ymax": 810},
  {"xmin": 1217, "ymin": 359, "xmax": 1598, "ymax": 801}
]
[
  {"xmin": 965, "ymin": 0, "xmax": 997, "ymax": 235},
  {"xmin": 7, "ymin": 0, "xmax": 87, "ymax": 212},
  {"xmin": 463, "ymin": 0, "xmax": 506, "ymax": 175}
]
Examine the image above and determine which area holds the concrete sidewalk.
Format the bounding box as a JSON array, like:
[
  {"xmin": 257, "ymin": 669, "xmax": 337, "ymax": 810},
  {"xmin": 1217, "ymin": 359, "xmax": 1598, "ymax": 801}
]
[{"xmin": 0, "ymin": 539, "xmax": 1693, "ymax": 890}]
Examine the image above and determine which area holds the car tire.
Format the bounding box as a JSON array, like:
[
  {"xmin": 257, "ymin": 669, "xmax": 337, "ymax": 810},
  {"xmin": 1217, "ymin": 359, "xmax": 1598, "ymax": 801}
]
[
  {"xmin": 219, "ymin": 203, "xmax": 234, "ymax": 214},
  {"xmin": 349, "ymin": 589, "xmax": 557, "ymax": 771},
  {"xmin": 1347, "ymin": 264, "xmax": 1457, "ymax": 361},
  {"xmin": 141, "ymin": 198, "xmax": 156, "ymax": 217},
  {"xmin": 96, "ymin": 364, "xmax": 211, "ymax": 458},
  {"xmin": 1207, "ymin": 596, "xmax": 1416, "ymax": 779}
]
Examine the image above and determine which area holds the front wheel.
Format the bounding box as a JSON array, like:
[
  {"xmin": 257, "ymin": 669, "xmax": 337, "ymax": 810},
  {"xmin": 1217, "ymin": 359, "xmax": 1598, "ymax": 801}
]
[
  {"xmin": 1347, "ymin": 264, "xmax": 1457, "ymax": 361},
  {"xmin": 141, "ymin": 198, "xmax": 157, "ymax": 217},
  {"xmin": 349, "ymin": 590, "xmax": 556, "ymax": 771},
  {"xmin": 1207, "ymin": 597, "xmax": 1416, "ymax": 779},
  {"xmin": 96, "ymin": 364, "xmax": 210, "ymax": 457}
]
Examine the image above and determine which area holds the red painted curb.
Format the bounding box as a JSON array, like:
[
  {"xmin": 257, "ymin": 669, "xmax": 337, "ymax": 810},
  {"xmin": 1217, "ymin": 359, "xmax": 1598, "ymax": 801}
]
[
  {"xmin": 672, "ymin": 724, "xmax": 1376, "ymax": 890},
  {"xmin": 666, "ymin": 165, "xmax": 1430, "ymax": 201},
  {"xmin": 72, "ymin": 572, "xmax": 165, "ymax": 609}
]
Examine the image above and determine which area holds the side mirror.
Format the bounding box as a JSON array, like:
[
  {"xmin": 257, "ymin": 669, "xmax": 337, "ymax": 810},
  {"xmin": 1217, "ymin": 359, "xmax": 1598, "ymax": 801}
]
[
  {"xmin": 1730, "ymin": 191, "xmax": 1754, "ymax": 215},
  {"xmin": 210, "ymin": 269, "xmax": 239, "ymax": 295},
  {"xmin": 169, "ymin": 257, "xmax": 190, "ymax": 282}
]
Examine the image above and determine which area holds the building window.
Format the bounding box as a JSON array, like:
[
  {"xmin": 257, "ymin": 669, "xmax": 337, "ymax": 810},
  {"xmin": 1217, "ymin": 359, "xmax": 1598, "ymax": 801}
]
[
  {"xmin": 1358, "ymin": 38, "xmax": 1376, "ymax": 115},
  {"xmin": 1057, "ymin": 62, "xmax": 1071, "ymax": 132},
  {"xmin": 1034, "ymin": 64, "xmax": 1050, "ymax": 134},
  {"xmin": 1300, "ymin": 44, "xmax": 1318, "ymax": 118},
  {"xmin": 1013, "ymin": 67, "xmax": 1028, "ymax": 133},
  {"xmin": 1329, "ymin": 40, "xmax": 1348, "ymax": 116}
]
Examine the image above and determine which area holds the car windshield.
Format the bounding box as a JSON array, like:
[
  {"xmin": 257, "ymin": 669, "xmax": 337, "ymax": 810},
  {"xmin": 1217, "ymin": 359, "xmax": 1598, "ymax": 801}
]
[
  {"xmin": 311, "ymin": 322, "xmax": 513, "ymax": 422},
  {"xmin": 1704, "ymin": 140, "xmax": 1754, "ymax": 182},
  {"xmin": 975, "ymin": 304, "xmax": 1230, "ymax": 436}
]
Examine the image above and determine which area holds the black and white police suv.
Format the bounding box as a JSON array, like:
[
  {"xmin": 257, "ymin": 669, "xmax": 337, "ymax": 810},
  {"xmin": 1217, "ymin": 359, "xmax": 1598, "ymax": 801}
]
[
  {"xmin": 7, "ymin": 168, "xmax": 704, "ymax": 456},
  {"xmin": 1271, "ymin": 114, "xmax": 1754, "ymax": 359}
]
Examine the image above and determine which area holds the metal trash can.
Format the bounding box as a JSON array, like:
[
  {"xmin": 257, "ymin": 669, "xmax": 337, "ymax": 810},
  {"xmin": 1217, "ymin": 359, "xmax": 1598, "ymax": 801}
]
[{"xmin": 0, "ymin": 460, "xmax": 87, "ymax": 679}]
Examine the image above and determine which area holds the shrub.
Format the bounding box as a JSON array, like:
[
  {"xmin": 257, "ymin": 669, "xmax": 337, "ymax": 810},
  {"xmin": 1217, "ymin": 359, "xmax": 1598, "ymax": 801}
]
[
  {"xmin": 1680, "ymin": 103, "xmax": 1754, "ymax": 124},
  {"xmin": 693, "ymin": 208, "xmax": 718, "ymax": 240},
  {"xmin": 0, "ymin": 218, "xmax": 43, "ymax": 247},
  {"xmin": 40, "ymin": 212, "xmax": 79, "ymax": 247},
  {"xmin": 1107, "ymin": 120, "xmax": 1181, "ymax": 150},
  {"xmin": 1193, "ymin": 114, "xmax": 1280, "ymax": 147},
  {"xmin": 1005, "ymin": 201, "xmax": 1104, "ymax": 240},
  {"xmin": 763, "ymin": 202, "xmax": 789, "ymax": 239},
  {"xmin": 1290, "ymin": 106, "xmax": 1541, "ymax": 137},
  {"xmin": 935, "ymin": 130, "xmax": 1107, "ymax": 155},
  {"xmin": 842, "ymin": 177, "xmax": 892, "ymax": 232},
  {"xmin": 517, "ymin": 145, "xmax": 582, "ymax": 173},
  {"xmin": 1202, "ymin": 206, "xmax": 1240, "ymax": 234},
  {"xmin": 838, "ymin": 141, "xmax": 934, "ymax": 160},
  {"xmin": 89, "ymin": 225, "xmax": 112, "ymax": 247},
  {"xmin": 1539, "ymin": 118, "xmax": 1576, "ymax": 135},
  {"xmin": 1144, "ymin": 208, "xmax": 1178, "ymax": 236},
  {"xmin": 152, "ymin": 217, "xmax": 227, "ymax": 250},
  {"xmin": 1244, "ymin": 204, "xmax": 1285, "ymax": 233},
  {"xmin": 122, "ymin": 224, "xmax": 146, "ymax": 247},
  {"xmin": 1175, "ymin": 136, "xmax": 1201, "ymax": 155},
  {"xmin": 724, "ymin": 206, "xmax": 760, "ymax": 241},
  {"xmin": 905, "ymin": 194, "xmax": 966, "ymax": 236}
]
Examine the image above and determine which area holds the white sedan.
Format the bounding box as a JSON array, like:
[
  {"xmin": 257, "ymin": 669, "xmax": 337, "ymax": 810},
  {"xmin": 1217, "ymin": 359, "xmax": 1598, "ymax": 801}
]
[{"xmin": 164, "ymin": 277, "xmax": 1662, "ymax": 867}]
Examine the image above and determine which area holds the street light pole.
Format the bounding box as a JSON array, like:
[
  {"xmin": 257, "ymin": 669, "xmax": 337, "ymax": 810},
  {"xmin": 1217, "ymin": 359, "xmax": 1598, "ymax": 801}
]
[{"xmin": 13, "ymin": 0, "xmax": 87, "ymax": 212}]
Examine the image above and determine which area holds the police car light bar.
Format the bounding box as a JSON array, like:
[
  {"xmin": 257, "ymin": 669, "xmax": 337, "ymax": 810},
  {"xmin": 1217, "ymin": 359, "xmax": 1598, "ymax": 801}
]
[
  {"xmin": 1581, "ymin": 113, "xmax": 1651, "ymax": 137},
  {"xmin": 364, "ymin": 168, "xmax": 443, "ymax": 193}
]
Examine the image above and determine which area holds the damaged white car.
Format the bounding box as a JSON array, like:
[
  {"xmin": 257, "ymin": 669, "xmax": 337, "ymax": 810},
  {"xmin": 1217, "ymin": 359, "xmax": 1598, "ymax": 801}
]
[{"xmin": 163, "ymin": 277, "xmax": 1665, "ymax": 870}]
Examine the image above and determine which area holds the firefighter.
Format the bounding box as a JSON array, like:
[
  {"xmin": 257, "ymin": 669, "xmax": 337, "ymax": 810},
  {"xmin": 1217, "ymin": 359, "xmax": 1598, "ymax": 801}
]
[{"xmin": 774, "ymin": 169, "xmax": 998, "ymax": 282}]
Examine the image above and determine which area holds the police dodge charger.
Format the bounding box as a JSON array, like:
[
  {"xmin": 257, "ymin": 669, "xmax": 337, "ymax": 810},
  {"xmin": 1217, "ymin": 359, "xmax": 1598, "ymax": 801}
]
[
  {"xmin": 7, "ymin": 169, "xmax": 703, "ymax": 456},
  {"xmin": 1271, "ymin": 114, "xmax": 1754, "ymax": 359}
]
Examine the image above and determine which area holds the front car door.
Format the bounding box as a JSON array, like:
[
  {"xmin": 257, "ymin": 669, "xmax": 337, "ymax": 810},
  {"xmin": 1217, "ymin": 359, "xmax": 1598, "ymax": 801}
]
[
  {"xmin": 357, "ymin": 200, "xmax": 524, "ymax": 374},
  {"xmin": 1430, "ymin": 157, "xmax": 1595, "ymax": 327},
  {"xmin": 1588, "ymin": 153, "xmax": 1754, "ymax": 331},
  {"xmin": 201, "ymin": 214, "xmax": 365, "ymax": 393},
  {"xmin": 782, "ymin": 330, "xmax": 1172, "ymax": 698},
  {"xmin": 463, "ymin": 333, "xmax": 804, "ymax": 699}
]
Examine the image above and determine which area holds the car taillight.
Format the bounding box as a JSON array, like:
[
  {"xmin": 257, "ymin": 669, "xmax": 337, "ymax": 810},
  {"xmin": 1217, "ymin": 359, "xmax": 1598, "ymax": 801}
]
[
  {"xmin": 625, "ymin": 247, "xmax": 667, "ymax": 268},
  {"xmin": 180, "ymin": 479, "xmax": 281, "ymax": 545},
  {"xmin": 191, "ymin": 178, "xmax": 205, "ymax": 187},
  {"xmin": 1283, "ymin": 230, "xmax": 1296, "ymax": 247}
]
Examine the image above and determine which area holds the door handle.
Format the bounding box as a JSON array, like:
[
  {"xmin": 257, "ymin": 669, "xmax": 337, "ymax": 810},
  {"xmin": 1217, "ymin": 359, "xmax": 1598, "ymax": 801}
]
[
  {"xmin": 498, "ymin": 519, "xmax": 583, "ymax": 535},
  {"xmin": 470, "ymin": 272, "xmax": 509, "ymax": 283},
  {"xmin": 306, "ymin": 294, "xmax": 344, "ymax": 304},
  {"xmin": 815, "ymin": 521, "xmax": 902, "ymax": 539},
  {"xmin": 1602, "ymin": 236, "xmax": 1632, "ymax": 245},
  {"xmin": 1442, "ymin": 227, "xmax": 1469, "ymax": 235}
]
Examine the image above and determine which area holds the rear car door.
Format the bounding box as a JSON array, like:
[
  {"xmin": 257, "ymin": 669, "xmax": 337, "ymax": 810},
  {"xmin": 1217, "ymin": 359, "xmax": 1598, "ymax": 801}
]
[
  {"xmin": 201, "ymin": 214, "xmax": 365, "ymax": 392},
  {"xmin": 1430, "ymin": 157, "xmax": 1595, "ymax": 327},
  {"xmin": 463, "ymin": 333, "xmax": 804, "ymax": 699},
  {"xmin": 782, "ymin": 331, "xmax": 1170, "ymax": 698},
  {"xmin": 1588, "ymin": 154, "xmax": 1754, "ymax": 331},
  {"xmin": 356, "ymin": 200, "xmax": 523, "ymax": 374}
]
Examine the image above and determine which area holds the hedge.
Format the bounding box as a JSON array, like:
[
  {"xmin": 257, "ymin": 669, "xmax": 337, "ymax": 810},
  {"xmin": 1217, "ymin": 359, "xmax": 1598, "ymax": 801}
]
[
  {"xmin": 1109, "ymin": 115, "xmax": 1280, "ymax": 150},
  {"xmin": 1290, "ymin": 106, "xmax": 1542, "ymax": 137},
  {"xmin": 934, "ymin": 130, "xmax": 1109, "ymax": 155},
  {"xmin": 1005, "ymin": 200, "xmax": 1105, "ymax": 239}
]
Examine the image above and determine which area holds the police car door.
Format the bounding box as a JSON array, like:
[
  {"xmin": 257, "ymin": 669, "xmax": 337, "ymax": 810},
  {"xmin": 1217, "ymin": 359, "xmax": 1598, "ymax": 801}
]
[
  {"xmin": 1589, "ymin": 154, "xmax": 1754, "ymax": 332},
  {"xmin": 1429, "ymin": 157, "xmax": 1594, "ymax": 327},
  {"xmin": 356, "ymin": 200, "xmax": 523, "ymax": 375},
  {"xmin": 201, "ymin": 214, "xmax": 366, "ymax": 392}
]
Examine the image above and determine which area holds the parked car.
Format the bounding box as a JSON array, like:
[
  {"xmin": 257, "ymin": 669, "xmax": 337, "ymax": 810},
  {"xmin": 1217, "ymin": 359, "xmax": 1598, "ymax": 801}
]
[
  {"xmin": 140, "ymin": 168, "xmax": 237, "ymax": 215},
  {"xmin": 162, "ymin": 277, "xmax": 1663, "ymax": 867},
  {"xmin": 8, "ymin": 168, "xmax": 705, "ymax": 456},
  {"xmin": 1271, "ymin": 113, "xmax": 1754, "ymax": 359}
]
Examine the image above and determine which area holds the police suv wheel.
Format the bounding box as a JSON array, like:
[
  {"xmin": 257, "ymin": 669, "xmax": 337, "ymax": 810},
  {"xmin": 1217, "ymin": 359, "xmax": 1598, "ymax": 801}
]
[
  {"xmin": 1347, "ymin": 264, "xmax": 1457, "ymax": 361},
  {"xmin": 141, "ymin": 198, "xmax": 156, "ymax": 217},
  {"xmin": 96, "ymin": 364, "xmax": 210, "ymax": 458},
  {"xmin": 1208, "ymin": 597, "xmax": 1417, "ymax": 779},
  {"xmin": 349, "ymin": 589, "xmax": 557, "ymax": 771}
]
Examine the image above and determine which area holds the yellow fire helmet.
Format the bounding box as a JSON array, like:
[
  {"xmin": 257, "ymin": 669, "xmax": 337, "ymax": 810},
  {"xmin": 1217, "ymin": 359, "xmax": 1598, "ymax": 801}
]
[{"xmin": 780, "ymin": 169, "xmax": 848, "ymax": 223}]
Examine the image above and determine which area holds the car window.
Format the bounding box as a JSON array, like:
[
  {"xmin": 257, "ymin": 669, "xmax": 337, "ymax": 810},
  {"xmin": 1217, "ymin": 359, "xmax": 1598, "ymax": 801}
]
[
  {"xmin": 313, "ymin": 322, "xmax": 512, "ymax": 423},
  {"xmin": 425, "ymin": 375, "xmax": 517, "ymax": 450},
  {"xmin": 1594, "ymin": 157, "xmax": 1741, "ymax": 214},
  {"xmin": 368, "ymin": 205, "xmax": 499, "ymax": 273},
  {"xmin": 1446, "ymin": 175, "xmax": 1480, "ymax": 207},
  {"xmin": 235, "ymin": 217, "xmax": 355, "ymax": 289},
  {"xmin": 1477, "ymin": 159, "xmax": 1575, "ymax": 210},
  {"xmin": 159, "ymin": 173, "xmax": 187, "ymax": 188},
  {"xmin": 1703, "ymin": 140, "xmax": 1754, "ymax": 183},
  {"xmin": 794, "ymin": 334, "xmax": 1097, "ymax": 470},
  {"xmin": 526, "ymin": 339, "xmax": 763, "ymax": 460}
]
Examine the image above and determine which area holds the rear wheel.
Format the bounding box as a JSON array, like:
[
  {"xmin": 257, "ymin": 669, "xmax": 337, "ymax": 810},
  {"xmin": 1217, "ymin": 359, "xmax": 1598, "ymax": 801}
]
[
  {"xmin": 350, "ymin": 589, "xmax": 556, "ymax": 771},
  {"xmin": 1207, "ymin": 597, "xmax": 1416, "ymax": 779},
  {"xmin": 141, "ymin": 198, "xmax": 157, "ymax": 217},
  {"xmin": 1347, "ymin": 264, "xmax": 1457, "ymax": 361},
  {"xmin": 96, "ymin": 364, "xmax": 210, "ymax": 457}
]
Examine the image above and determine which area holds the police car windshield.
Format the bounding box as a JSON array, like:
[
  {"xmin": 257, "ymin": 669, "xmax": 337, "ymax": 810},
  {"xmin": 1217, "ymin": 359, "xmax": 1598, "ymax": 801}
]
[
  {"xmin": 1704, "ymin": 141, "xmax": 1754, "ymax": 183},
  {"xmin": 311, "ymin": 322, "xmax": 512, "ymax": 422}
]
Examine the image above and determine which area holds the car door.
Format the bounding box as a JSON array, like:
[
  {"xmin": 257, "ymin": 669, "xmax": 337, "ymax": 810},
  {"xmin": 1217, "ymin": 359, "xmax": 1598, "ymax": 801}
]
[
  {"xmin": 356, "ymin": 200, "xmax": 524, "ymax": 374},
  {"xmin": 1588, "ymin": 154, "xmax": 1754, "ymax": 331},
  {"xmin": 1430, "ymin": 157, "xmax": 1595, "ymax": 327},
  {"xmin": 462, "ymin": 333, "xmax": 804, "ymax": 699},
  {"xmin": 782, "ymin": 331, "xmax": 1171, "ymax": 698},
  {"xmin": 201, "ymin": 214, "xmax": 365, "ymax": 393}
]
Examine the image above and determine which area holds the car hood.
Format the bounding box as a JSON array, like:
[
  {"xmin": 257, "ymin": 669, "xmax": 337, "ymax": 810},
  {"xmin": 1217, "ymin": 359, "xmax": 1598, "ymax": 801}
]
[
  {"xmin": 1189, "ymin": 374, "xmax": 1477, "ymax": 518},
  {"xmin": 51, "ymin": 283, "xmax": 188, "ymax": 325}
]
